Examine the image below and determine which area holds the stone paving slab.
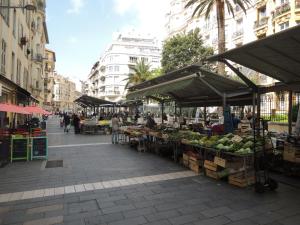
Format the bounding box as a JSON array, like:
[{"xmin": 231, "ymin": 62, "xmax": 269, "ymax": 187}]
[{"xmin": 0, "ymin": 117, "xmax": 299, "ymax": 225}]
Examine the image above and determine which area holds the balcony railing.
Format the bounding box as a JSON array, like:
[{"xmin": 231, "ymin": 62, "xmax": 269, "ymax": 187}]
[
  {"xmin": 272, "ymin": 2, "xmax": 291, "ymax": 19},
  {"xmin": 232, "ymin": 29, "xmax": 244, "ymax": 39},
  {"xmin": 254, "ymin": 17, "xmax": 269, "ymax": 29},
  {"xmin": 296, "ymin": 0, "xmax": 300, "ymax": 8}
]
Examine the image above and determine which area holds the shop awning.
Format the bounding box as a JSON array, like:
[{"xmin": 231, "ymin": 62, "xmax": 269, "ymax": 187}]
[
  {"xmin": 24, "ymin": 106, "xmax": 51, "ymax": 115},
  {"xmin": 127, "ymin": 65, "xmax": 252, "ymax": 107},
  {"xmin": 0, "ymin": 103, "xmax": 30, "ymax": 114},
  {"xmin": 74, "ymin": 95, "xmax": 114, "ymax": 107},
  {"xmin": 207, "ymin": 25, "xmax": 300, "ymax": 84}
]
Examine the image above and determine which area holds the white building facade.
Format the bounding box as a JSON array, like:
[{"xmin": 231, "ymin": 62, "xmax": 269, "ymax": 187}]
[
  {"xmin": 87, "ymin": 31, "xmax": 161, "ymax": 102},
  {"xmin": 165, "ymin": 0, "xmax": 300, "ymax": 85}
]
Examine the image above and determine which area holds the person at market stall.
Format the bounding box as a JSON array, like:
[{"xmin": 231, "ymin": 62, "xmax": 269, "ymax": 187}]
[
  {"xmin": 146, "ymin": 113, "xmax": 156, "ymax": 129},
  {"xmin": 111, "ymin": 114, "xmax": 120, "ymax": 144},
  {"xmin": 232, "ymin": 113, "xmax": 241, "ymax": 130},
  {"xmin": 73, "ymin": 114, "xmax": 81, "ymax": 134}
]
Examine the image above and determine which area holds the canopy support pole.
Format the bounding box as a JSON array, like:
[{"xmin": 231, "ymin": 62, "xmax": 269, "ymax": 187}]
[
  {"xmin": 257, "ymin": 90, "xmax": 261, "ymax": 130},
  {"xmin": 204, "ymin": 106, "xmax": 207, "ymax": 125},
  {"xmin": 223, "ymin": 60, "xmax": 258, "ymax": 92},
  {"xmin": 161, "ymin": 101, "xmax": 164, "ymax": 125},
  {"xmin": 288, "ymin": 91, "xmax": 293, "ymax": 135}
]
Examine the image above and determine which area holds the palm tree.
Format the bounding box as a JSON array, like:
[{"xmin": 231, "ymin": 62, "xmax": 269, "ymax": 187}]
[
  {"xmin": 124, "ymin": 58, "xmax": 152, "ymax": 89},
  {"xmin": 185, "ymin": 0, "xmax": 251, "ymax": 74}
]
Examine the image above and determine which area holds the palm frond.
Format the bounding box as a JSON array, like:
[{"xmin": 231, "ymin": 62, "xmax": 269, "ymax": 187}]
[
  {"xmin": 235, "ymin": 0, "xmax": 248, "ymax": 14},
  {"xmin": 204, "ymin": 0, "xmax": 215, "ymax": 19},
  {"xmin": 225, "ymin": 0, "xmax": 235, "ymax": 17}
]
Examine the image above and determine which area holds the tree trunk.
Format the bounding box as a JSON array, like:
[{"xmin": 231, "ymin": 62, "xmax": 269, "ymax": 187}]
[{"xmin": 216, "ymin": 0, "xmax": 225, "ymax": 75}]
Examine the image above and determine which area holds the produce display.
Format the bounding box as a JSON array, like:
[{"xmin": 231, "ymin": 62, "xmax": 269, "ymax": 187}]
[{"xmin": 181, "ymin": 133, "xmax": 265, "ymax": 155}]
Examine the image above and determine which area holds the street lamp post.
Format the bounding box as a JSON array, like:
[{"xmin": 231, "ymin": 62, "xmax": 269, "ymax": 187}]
[{"xmin": 0, "ymin": 4, "xmax": 36, "ymax": 11}]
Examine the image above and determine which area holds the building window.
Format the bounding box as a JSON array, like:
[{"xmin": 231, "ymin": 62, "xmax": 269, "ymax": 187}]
[
  {"xmin": 108, "ymin": 66, "xmax": 113, "ymax": 72},
  {"xmin": 258, "ymin": 6, "xmax": 267, "ymax": 19},
  {"xmin": 129, "ymin": 56, "xmax": 138, "ymax": 63},
  {"xmin": 1, "ymin": 39, "xmax": 7, "ymax": 74},
  {"xmin": 0, "ymin": 0, "xmax": 10, "ymax": 25},
  {"xmin": 16, "ymin": 59, "xmax": 21, "ymax": 85},
  {"xmin": 114, "ymin": 66, "xmax": 119, "ymax": 72},
  {"xmin": 141, "ymin": 57, "xmax": 148, "ymax": 63},
  {"xmin": 24, "ymin": 69, "xmax": 28, "ymax": 89},
  {"xmin": 11, "ymin": 52, "xmax": 15, "ymax": 81},
  {"xmin": 279, "ymin": 21, "xmax": 289, "ymax": 30},
  {"xmin": 13, "ymin": 10, "xmax": 17, "ymax": 37}
]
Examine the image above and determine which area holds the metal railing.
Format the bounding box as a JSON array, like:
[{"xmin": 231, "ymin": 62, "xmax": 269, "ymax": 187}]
[
  {"xmin": 254, "ymin": 17, "xmax": 268, "ymax": 29},
  {"xmin": 232, "ymin": 29, "xmax": 244, "ymax": 39},
  {"xmin": 260, "ymin": 92, "xmax": 300, "ymax": 122},
  {"xmin": 272, "ymin": 2, "xmax": 291, "ymax": 19}
]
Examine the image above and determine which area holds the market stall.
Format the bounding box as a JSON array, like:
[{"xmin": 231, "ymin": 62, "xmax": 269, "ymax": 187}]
[
  {"xmin": 0, "ymin": 103, "xmax": 49, "ymax": 163},
  {"xmin": 207, "ymin": 25, "xmax": 300, "ymax": 187}
]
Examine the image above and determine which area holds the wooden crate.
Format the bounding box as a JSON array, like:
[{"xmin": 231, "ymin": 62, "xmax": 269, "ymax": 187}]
[
  {"xmin": 284, "ymin": 143, "xmax": 300, "ymax": 163},
  {"xmin": 183, "ymin": 158, "xmax": 189, "ymax": 167},
  {"xmin": 205, "ymin": 169, "xmax": 220, "ymax": 180},
  {"xmin": 189, "ymin": 157, "xmax": 201, "ymax": 173},
  {"xmin": 214, "ymin": 156, "xmax": 226, "ymax": 168},
  {"xmin": 228, "ymin": 171, "xmax": 255, "ymax": 188},
  {"xmin": 183, "ymin": 153, "xmax": 189, "ymax": 161},
  {"xmin": 204, "ymin": 160, "xmax": 218, "ymax": 171},
  {"xmin": 189, "ymin": 160, "xmax": 201, "ymax": 173}
]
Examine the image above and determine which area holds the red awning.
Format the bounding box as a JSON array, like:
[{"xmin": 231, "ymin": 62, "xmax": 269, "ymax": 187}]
[
  {"xmin": 24, "ymin": 106, "xmax": 51, "ymax": 115},
  {"xmin": 0, "ymin": 103, "xmax": 31, "ymax": 114}
]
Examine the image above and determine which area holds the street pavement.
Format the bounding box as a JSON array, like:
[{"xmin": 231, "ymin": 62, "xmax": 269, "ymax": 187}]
[{"xmin": 0, "ymin": 117, "xmax": 299, "ymax": 225}]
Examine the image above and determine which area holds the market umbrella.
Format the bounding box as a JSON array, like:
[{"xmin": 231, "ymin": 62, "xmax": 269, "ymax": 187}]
[
  {"xmin": 42, "ymin": 109, "xmax": 52, "ymax": 115},
  {"xmin": 24, "ymin": 106, "xmax": 49, "ymax": 115},
  {"xmin": 0, "ymin": 103, "xmax": 30, "ymax": 114}
]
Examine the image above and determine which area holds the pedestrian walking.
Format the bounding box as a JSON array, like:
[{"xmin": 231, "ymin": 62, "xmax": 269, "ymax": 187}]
[
  {"xmin": 63, "ymin": 114, "xmax": 71, "ymax": 133},
  {"xmin": 111, "ymin": 114, "xmax": 120, "ymax": 144},
  {"xmin": 73, "ymin": 114, "xmax": 81, "ymax": 134}
]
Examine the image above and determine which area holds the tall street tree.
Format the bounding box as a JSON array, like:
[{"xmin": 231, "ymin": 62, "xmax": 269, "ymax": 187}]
[
  {"xmin": 161, "ymin": 28, "xmax": 213, "ymax": 73},
  {"xmin": 185, "ymin": 0, "xmax": 251, "ymax": 74}
]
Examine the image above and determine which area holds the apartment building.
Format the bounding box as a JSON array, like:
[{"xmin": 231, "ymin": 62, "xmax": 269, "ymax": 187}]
[
  {"xmin": 165, "ymin": 0, "xmax": 300, "ymax": 84},
  {"xmin": 53, "ymin": 73, "xmax": 76, "ymax": 112},
  {"xmin": 43, "ymin": 48, "xmax": 56, "ymax": 111},
  {"xmin": 87, "ymin": 31, "xmax": 161, "ymax": 102},
  {"xmin": 0, "ymin": 0, "xmax": 49, "ymax": 127}
]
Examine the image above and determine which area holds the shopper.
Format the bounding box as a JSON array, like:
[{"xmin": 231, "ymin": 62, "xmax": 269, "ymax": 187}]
[
  {"xmin": 73, "ymin": 114, "xmax": 80, "ymax": 134},
  {"xmin": 63, "ymin": 114, "xmax": 71, "ymax": 133},
  {"xmin": 146, "ymin": 113, "xmax": 156, "ymax": 129},
  {"xmin": 111, "ymin": 114, "xmax": 120, "ymax": 144}
]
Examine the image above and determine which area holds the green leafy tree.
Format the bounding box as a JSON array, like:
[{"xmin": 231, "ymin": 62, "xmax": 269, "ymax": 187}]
[
  {"xmin": 185, "ymin": 0, "xmax": 251, "ymax": 74},
  {"xmin": 161, "ymin": 28, "xmax": 213, "ymax": 73},
  {"xmin": 147, "ymin": 68, "xmax": 163, "ymax": 80},
  {"xmin": 124, "ymin": 59, "xmax": 151, "ymax": 89}
]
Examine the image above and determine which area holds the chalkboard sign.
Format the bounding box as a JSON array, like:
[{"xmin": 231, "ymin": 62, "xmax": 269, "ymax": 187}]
[
  {"xmin": 11, "ymin": 137, "xmax": 29, "ymax": 162},
  {"xmin": 31, "ymin": 137, "xmax": 48, "ymax": 160}
]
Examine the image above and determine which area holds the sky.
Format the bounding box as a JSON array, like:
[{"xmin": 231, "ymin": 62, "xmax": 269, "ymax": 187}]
[{"xmin": 46, "ymin": 0, "xmax": 171, "ymax": 91}]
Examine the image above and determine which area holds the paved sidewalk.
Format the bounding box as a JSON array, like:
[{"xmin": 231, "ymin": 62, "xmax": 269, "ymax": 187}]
[{"xmin": 0, "ymin": 117, "xmax": 299, "ymax": 225}]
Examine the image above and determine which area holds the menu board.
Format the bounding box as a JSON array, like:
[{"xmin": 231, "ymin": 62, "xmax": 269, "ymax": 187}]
[
  {"xmin": 11, "ymin": 138, "xmax": 28, "ymax": 160},
  {"xmin": 32, "ymin": 137, "xmax": 47, "ymax": 158}
]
